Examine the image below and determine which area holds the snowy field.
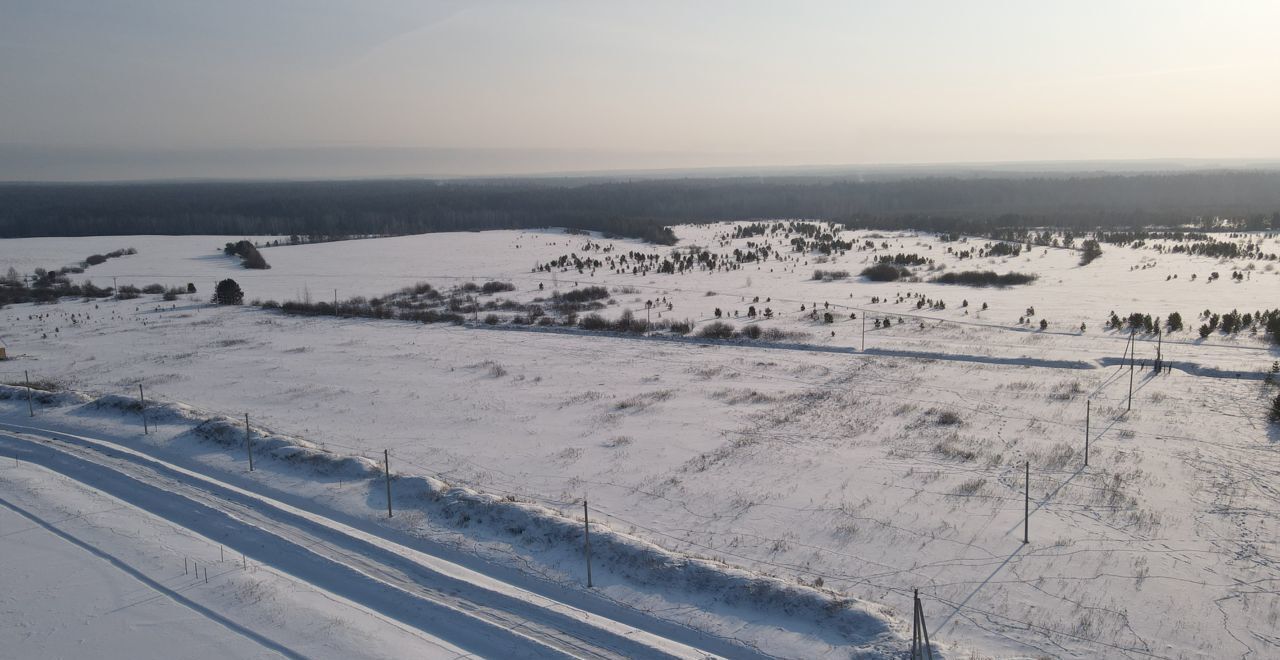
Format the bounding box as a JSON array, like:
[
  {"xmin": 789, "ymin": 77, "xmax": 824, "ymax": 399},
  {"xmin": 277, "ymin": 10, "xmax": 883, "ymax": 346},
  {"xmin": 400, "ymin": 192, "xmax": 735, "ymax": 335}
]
[
  {"xmin": 0, "ymin": 460, "xmax": 467, "ymax": 659},
  {"xmin": 2, "ymin": 224, "xmax": 1279, "ymax": 659}
]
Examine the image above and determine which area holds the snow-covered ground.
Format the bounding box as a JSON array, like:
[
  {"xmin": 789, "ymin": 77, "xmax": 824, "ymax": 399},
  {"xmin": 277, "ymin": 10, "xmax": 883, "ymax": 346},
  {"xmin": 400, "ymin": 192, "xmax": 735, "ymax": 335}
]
[
  {"xmin": 0, "ymin": 458, "xmax": 468, "ymax": 659},
  {"xmin": 2, "ymin": 224, "xmax": 1279, "ymax": 659}
]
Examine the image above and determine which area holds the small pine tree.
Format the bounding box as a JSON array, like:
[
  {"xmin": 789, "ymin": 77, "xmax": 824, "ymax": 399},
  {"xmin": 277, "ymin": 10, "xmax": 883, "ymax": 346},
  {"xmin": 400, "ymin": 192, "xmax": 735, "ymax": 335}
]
[
  {"xmin": 1039, "ymin": 319, "xmax": 1048, "ymax": 330},
  {"xmin": 1271, "ymin": 393, "xmax": 1280, "ymax": 423},
  {"xmin": 213, "ymin": 278, "xmax": 244, "ymax": 305}
]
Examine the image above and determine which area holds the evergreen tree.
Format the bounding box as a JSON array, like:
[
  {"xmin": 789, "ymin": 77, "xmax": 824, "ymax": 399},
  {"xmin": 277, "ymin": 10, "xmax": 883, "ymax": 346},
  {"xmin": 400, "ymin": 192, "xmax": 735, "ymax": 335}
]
[
  {"xmin": 213, "ymin": 278, "xmax": 244, "ymax": 305},
  {"xmin": 1079, "ymin": 239, "xmax": 1103, "ymax": 265}
]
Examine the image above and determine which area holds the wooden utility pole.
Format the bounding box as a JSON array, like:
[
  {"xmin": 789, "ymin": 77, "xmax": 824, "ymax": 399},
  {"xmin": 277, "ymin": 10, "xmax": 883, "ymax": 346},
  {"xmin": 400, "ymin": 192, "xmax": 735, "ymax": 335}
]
[
  {"xmin": 1084, "ymin": 400, "xmax": 1090, "ymax": 467},
  {"xmin": 24, "ymin": 370, "xmax": 33, "ymax": 417},
  {"xmin": 583, "ymin": 498, "xmax": 593, "ymax": 588},
  {"xmin": 384, "ymin": 449, "xmax": 392, "ymax": 518},
  {"xmin": 1023, "ymin": 461, "xmax": 1030, "ymax": 544},
  {"xmin": 911, "ymin": 589, "xmax": 934, "ymax": 659},
  {"xmin": 139, "ymin": 384, "xmax": 148, "ymax": 435},
  {"xmin": 1156, "ymin": 328, "xmax": 1163, "ymax": 373},
  {"xmin": 1127, "ymin": 330, "xmax": 1135, "ymax": 412},
  {"xmin": 245, "ymin": 413, "xmax": 254, "ymax": 471}
]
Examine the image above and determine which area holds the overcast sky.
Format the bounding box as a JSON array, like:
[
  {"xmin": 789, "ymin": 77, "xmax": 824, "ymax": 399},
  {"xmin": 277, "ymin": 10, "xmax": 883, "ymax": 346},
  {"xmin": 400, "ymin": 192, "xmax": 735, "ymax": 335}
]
[{"xmin": 3, "ymin": 1, "xmax": 1280, "ymax": 180}]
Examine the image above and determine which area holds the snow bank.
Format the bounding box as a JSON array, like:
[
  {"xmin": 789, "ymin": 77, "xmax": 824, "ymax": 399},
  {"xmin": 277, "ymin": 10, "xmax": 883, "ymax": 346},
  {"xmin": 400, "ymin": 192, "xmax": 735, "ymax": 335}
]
[{"xmin": 0, "ymin": 383, "xmax": 90, "ymax": 408}]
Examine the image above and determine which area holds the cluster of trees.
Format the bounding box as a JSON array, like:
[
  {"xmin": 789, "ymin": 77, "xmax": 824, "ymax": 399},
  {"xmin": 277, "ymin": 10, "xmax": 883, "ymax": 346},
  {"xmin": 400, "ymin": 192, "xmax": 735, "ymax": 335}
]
[
  {"xmin": 266, "ymin": 279, "xmax": 545, "ymax": 326},
  {"xmin": 877, "ymin": 253, "xmax": 931, "ymax": 266},
  {"xmin": 811, "ymin": 269, "xmax": 850, "ymax": 281},
  {"xmin": 1097, "ymin": 230, "xmax": 1276, "ymax": 260},
  {"xmin": 0, "ymin": 268, "xmax": 193, "ymax": 307},
  {"xmin": 985, "ymin": 242, "xmax": 1022, "ymax": 257},
  {"xmin": 1079, "ymin": 239, "xmax": 1103, "ymax": 265},
  {"xmin": 786, "ymin": 222, "xmax": 853, "ymax": 254},
  {"xmin": 861, "ymin": 263, "xmax": 911, "ymax": 281},
  {"xmin": 223, "ymin": 240, "xmax": 270, "ymax": 269},
  {"xmin": 1103, "ymin": 308, "xmax": 1280, "ymax": 342},
  {"xmin": 932, "ymin": 271, "xmax": 1037, "ymax": 287},
  {"xmin": 695, "ymin": 320, "xmax": 795, "ymax": 341},
  {"xmin": 1106, "ymin": 311, "xmax": 1178, "ymax": 334},
  {"xmin": 1164, "ymin": 238, "xmax": 1277, "ymax": 261},
  {"xmin": 10, "ymin": 172, "xmax": 1280, "ymax": 242},
  {"xmin": 0, "ymin": 274, "xmax": 112, "ymax": 306},
  {"xmin": 1096, "ymin": 230, "xmax": 1211, "ymax": 245},
  {"xmin": 554, "ymin": 285, "xmax": 609, "ymax": 303},
  {"xmin": 1, "ymin": 248, "xmax": 137, "ymax": 289},
  {"xmin": 1193, "ymin": 309, "xmax": 1280, "ymax": 340},
  {"xmin": 83, "ymin": 247, "xmax": 137, "ymax": 268}
]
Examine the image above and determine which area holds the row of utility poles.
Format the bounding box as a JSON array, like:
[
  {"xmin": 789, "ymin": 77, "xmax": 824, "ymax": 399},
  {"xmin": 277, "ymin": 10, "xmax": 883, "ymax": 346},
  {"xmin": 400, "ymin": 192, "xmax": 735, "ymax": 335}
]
[{"xmin": 17, "ymin": 325, "xmax": 1155, "ymax": 660}]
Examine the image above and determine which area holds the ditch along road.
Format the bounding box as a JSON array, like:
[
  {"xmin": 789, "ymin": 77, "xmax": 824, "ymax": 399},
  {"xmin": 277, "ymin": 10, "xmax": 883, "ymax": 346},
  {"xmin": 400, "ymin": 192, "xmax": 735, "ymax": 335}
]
[{"xmin": 0, "ymin": 423, "xmax": 750, "ymax": 660}]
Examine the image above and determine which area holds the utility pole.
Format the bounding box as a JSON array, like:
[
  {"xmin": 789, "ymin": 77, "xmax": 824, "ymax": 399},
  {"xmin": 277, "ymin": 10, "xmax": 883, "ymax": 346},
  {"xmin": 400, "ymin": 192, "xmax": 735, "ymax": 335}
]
[
  {"xmin": 1156, "ymin": 328, "xmax": 1163, "ymax": 373},
  {"xmin": 24, "ymin": 370, "xmax": 33, "ymax": 417},
  {"xmin": 139, "ymin": 384, "xmax": 148, "ymax": 435},
  {"xmin": 911, "ymin": 589, "xmax": 934, "ymax": 660},
  {"xmin": 384, "ymin": 449, "xmax": 392, "ymax": 518},
  {"xmin": 1084, "ymin": 400, "xmax": 1090, "ymax": 467},
  {"xmin": 583, "ymin": 498, "xmax": 593, "ymax": 588},
  {"xmin": 1127, "ymin": 329, "xmax": 1135, "ymax": 412},
  {"xmin": 1023, "ymin": 461, "xmax": 1030, "ymax": 544},
  {"xmin": 245, "ymin": 413, "xmax": 254, "ymax": 471}
]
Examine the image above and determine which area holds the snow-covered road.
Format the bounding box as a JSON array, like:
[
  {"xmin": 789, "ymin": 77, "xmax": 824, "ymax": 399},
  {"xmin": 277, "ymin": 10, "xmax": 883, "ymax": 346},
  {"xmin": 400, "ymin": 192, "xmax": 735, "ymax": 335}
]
[{"xmin": 0, "ymin": 423, "xmax": 743, "ymax": 660}]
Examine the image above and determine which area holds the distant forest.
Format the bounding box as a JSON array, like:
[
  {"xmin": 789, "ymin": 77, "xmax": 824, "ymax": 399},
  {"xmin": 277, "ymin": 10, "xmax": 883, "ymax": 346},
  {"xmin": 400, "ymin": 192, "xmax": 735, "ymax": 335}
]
[{"xmin": 2, "ymin": 171, "xmax": 1279, "ymax": 243}]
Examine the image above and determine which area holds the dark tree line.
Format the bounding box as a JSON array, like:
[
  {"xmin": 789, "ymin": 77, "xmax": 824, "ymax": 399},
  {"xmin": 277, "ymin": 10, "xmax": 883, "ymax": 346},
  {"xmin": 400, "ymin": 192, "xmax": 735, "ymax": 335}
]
[
  {"xmin": 932, "ymin": 271, "xmax": 1037, "ymax": 287},
  {"xmin": 3, "ymin": 172, "xmax": 1280, "ymax": 241}
]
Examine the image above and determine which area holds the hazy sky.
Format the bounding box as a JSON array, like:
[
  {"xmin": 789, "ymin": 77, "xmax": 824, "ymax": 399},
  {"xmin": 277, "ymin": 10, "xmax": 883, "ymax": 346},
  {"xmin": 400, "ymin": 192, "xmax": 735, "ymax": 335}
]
[{"xmin": 3, "ymin": 1, "xmax": 1280, "ymax": 179}]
